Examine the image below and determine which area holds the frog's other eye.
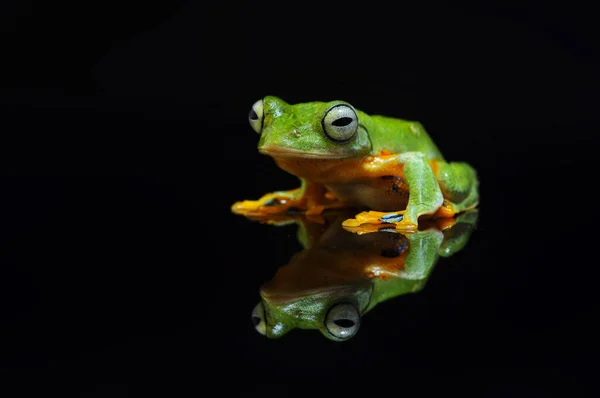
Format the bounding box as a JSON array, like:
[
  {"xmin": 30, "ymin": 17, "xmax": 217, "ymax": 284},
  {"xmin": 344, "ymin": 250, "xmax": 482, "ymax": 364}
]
[
  {"xmin": 251, "ymin": 301, "xmax": 267, "ymax": 336},
  {"xmin": 248, "ymin": 99, "xmax": 264, "ymax": 134},
  {"xmin": 322, "ymin": 104, "xmax": 358, "ymax": 141},
  {"xmin": 325, "ymin": 302, "xmax": 360, "ymax": 340}
]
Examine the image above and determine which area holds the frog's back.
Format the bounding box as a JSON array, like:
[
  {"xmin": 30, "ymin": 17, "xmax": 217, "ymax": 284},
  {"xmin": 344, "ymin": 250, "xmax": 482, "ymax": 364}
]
[{"xmin": 360, "ymin": 113, "xmax": 445, "ymax": 161}]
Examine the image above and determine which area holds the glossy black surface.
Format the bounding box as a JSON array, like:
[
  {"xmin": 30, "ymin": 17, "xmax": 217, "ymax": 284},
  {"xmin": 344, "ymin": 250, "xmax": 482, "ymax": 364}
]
[{"xmin": 1, "ymin": 1, "xmax": 598, "ymax": 396}]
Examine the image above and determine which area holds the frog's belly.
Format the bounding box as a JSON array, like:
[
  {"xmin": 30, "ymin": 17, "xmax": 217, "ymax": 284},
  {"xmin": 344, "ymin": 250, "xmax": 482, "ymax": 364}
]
[{"xmin": 325, "ymin": 177, "xmax": 409, "ymax": 212}]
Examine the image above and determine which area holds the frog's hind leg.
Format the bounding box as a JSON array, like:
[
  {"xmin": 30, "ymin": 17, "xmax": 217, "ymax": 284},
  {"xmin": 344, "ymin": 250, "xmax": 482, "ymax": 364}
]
[{"xmin": 431, "ymin": 160, "xmax": 479, "ymax": 218}]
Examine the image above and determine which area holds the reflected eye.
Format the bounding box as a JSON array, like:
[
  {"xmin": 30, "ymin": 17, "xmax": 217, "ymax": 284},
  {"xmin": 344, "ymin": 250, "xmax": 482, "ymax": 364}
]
[
  {"xmin": 322, "ymin": 104, "xmax": 358, "ymax": 141},
  {"xmin": 251, "ymin": 302, "xmax": 267, "ymax": 336},
  {"xmin": 248, "ymin": 99, "xmax": 264, "ymax": 134},
  {"xmin": 325, "ymin": 302, "xmax": 360, "ymax": 339}
]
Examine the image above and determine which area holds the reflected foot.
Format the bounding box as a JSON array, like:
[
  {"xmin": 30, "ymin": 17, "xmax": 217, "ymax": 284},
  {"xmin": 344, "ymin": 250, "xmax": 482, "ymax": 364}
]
[{"xmin": 245, "ymin": 212, "xmax": 326, "ymax": 226}]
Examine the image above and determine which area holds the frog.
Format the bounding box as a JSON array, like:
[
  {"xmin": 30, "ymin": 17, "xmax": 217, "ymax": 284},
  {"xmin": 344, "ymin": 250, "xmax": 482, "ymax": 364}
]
[
  {"xmin": 251, "ymin": 209, "xmax": 479, "ymax": 341},
  {"xmin": 231, "ymin": 96, "xmax": 479, "ymax": 232}
]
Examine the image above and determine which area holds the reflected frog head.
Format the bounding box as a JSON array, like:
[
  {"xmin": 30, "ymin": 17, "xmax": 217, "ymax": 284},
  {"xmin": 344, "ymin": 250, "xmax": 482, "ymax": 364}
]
[
  {"xmin": 250, "ymin": 209, "xmax": 478, "ymax": 341},
  {"xmin": 252, "ymin": 282, "xmax": 372, "ymax": 341}
]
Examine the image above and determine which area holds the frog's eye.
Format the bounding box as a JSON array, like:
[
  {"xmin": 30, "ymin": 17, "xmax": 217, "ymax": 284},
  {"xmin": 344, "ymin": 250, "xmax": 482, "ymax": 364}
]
[
  {"xmin": 248, "ymin": 99, "xmax": 264, "ymax": 134},
  {"xmin": 322, "ymin": 104, "xmax": 358, "ymax": 141},
  {"xmin": 325, "ymin": 302, "xmax": 360, "ymax": 340},
  {"xmin": 251, "ymin": 301, "xmax": 267, "ymax": 336}
]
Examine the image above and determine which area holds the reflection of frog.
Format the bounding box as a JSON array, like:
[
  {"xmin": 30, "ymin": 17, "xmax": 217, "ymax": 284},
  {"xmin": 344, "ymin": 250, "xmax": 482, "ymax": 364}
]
[
  {"xmin": 251, "ymin": 209, "xmax": 478, "ymax": 341},
  {"xmin": 232, "ymin": 97, "xmax": 479, "ymax": 232}
]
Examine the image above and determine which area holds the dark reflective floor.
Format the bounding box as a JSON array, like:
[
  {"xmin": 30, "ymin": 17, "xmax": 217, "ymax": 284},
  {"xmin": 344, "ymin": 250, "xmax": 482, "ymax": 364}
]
[
  {"xmin": 1, "ymin": 174, "xmax": 598, "ymax": 395},
  {"xmin": 2, "ymin": 1, "xmax": 599, "ymax": 396}
]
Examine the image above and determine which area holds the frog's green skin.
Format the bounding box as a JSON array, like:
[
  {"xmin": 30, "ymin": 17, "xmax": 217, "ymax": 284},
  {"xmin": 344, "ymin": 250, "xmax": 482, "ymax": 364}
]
[
  {"xmin": 233, "ymin": 96, "xmax": 479, "ymax": 232},
  {"xmin": 251, "ymin": 209, "xmax": 479, "ymax": 341}
]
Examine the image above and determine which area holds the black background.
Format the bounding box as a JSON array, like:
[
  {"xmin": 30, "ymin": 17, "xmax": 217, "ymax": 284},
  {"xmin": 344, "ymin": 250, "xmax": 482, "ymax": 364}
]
[{"xmin": 1, "ymin": 1, "xmax": 599, "ymax": 396}]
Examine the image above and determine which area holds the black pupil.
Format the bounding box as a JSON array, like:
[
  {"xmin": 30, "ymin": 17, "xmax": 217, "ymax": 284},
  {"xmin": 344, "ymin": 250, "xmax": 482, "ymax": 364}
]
[
  {"xmin": 332, "ymin": 117, "xmax": 353, "ymax": 127},
  {"xmin": 252, "ymin": 316, "xmax": 261, "ymax": 326},
  {"xmin": 249, "ymin": 109, "xmax": 259, "ymax": 120},
  {"xmin": 333, "ymin": 318, "xmax": 355, "ymax": 328}
]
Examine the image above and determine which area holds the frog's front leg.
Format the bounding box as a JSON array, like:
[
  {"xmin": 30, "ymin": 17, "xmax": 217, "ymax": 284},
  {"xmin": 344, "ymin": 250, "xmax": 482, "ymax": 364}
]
[
  {"xmin": 343, "ymin": 152, "xmax": 444, "ymax": 232},
  {"xmin": 231, "ymin": 178, "xmax": 343, "ymax": 218}
]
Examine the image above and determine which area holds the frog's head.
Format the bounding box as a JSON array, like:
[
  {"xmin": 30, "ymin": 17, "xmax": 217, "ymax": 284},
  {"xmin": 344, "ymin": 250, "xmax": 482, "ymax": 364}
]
[
  {"xmin": 248, "ymin": 96, "xmax": 372, "ymax": 159},
  {"xmin": 251, "ymin": 281, "xmax": 372, "ymax": 341}
]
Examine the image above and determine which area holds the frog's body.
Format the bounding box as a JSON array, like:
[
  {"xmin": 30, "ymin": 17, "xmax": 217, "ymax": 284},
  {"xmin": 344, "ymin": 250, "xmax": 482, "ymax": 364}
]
[{"xmin": 233, "ymin": 96, "xmax": 479, "ymax": 231}]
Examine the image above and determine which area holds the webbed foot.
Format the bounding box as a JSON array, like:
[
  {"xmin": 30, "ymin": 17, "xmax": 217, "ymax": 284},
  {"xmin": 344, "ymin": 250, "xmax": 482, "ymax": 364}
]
[
  {"xmin": 342, "ymin": 210, "xmax": 418, "ymax": 233},
  {"xmin": 231, "ymin": 189, "xmax": 306, "ymax": 217},
  {"xmin": 232, "ymin": 185, "xmax": 350, "ymax": 219}
]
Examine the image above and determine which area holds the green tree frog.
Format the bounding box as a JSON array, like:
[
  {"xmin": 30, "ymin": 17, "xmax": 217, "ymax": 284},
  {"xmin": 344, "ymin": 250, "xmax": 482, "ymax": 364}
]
[
  {"xmin": 232, "ymin": 96, "xmax": 479, "ymax": 231},
  {"xmin": 251, "ymin": 209, "xmax": 479, "ymax": 341}
]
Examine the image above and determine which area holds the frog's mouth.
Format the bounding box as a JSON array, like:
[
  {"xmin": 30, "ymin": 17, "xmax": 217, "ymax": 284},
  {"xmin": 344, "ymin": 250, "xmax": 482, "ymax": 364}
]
[{"xmin": 259, "ymin": 145, "xmax": 351, "ymax": 159}]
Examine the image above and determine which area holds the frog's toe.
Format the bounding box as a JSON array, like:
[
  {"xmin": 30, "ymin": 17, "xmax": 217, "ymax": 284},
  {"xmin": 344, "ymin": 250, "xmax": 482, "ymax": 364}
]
[
  {"xmin": 342, "ymin": 222, "xmax": 391, "ymax": 235},
  {"xmin": 395, "ymin": 218, "xmax": 418, "ymax": 233},
  {"xmin": 231, "ymin": 200, "xmax": 260, "ymax": 215},
  {"xmin": 342, "ymin": 211, "xmax": 378, "ymax": 227},
  {"xmin": 432, "ymin": 200, "xmax": 457, "ymax": 218}
]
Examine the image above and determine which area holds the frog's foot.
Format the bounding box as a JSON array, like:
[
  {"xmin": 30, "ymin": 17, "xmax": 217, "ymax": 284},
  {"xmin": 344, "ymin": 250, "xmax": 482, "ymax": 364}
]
[
  {"xmin": 231, "ymin": 190, "xmax": 348, "ymax": 219},
  {"xmin": 342, "ymin": 210, "xmax": 418, "ymax": 233},
  {"xmin": 432, "ymin": 200, "xmax": 457, "ymax": 218},
  {"xmin": 431, "ymin": 199, "xmax": 480, "ymax": 220},
  {"xmin": 242, "ymin": 212, "xmax": 302, "ymax": 226},
  {"xmin": 346, "ymin": 213, "xmax": 459, "ymax": 235},
  {"xmin": 342, "ymin": 222, "xmax": 401, "ymax": 235},
  {"xmin": 231, "ymin": 190, "xmax": 306, "ymax": 217}
]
